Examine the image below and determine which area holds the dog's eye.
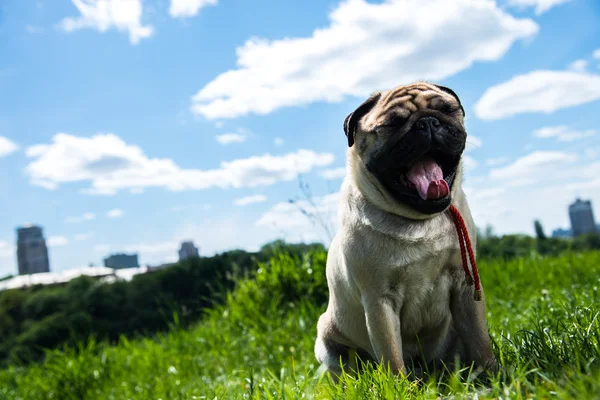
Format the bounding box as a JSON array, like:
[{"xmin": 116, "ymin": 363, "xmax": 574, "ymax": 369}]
[
  {"xmin": 383, "ymin": 115, "xmax": 406, "ymax": 127},
  {"xmin": 440, "ymin": 103, "xmax": 459, "ymax": 114}
]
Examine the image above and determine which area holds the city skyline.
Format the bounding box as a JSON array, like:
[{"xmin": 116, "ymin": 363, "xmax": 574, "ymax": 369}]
[
  {"xmin": 1, "ymin": 0, "xmax": 600, "ymax": 276},
  {"xmin": 5, "ymin": 195, "xmax": 595, "ymax": 278},
  {"xmin": 6, "ymin": 229, "xmax": 201, "ymax": 276}
]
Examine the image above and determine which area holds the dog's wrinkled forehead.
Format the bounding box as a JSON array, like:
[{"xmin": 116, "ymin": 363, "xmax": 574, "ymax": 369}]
[
  {"xmin": 344, "ymin": 82, "xmax": 465, "ymax": 147},
  {"xmin": 365, "ymin": 83, "xmax": 464, "ymax": 128}
]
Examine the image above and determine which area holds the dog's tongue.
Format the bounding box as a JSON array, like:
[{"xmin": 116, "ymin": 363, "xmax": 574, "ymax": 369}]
[{"xmin": 406, "ymin": 157, "xmax": 449, "ymax": 200}]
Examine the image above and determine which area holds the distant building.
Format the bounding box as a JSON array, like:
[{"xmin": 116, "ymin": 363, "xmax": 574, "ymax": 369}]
[
  {"xmin": 569, "ymin": 198, "xmax": 597, "ymax": 237},
  {"xmin": 551, "ymin": 228, "xmax": 572, "ymax": 238},
  {"xmin": 104, "ymin": 253, "xmax": 139, "ymax": 269},
  {"xmin": 178, "ymin": 241, "xmax": 199, "ymax": 261},
  {"xmin": 16, "ymin": 225, "xmax": 50, "ymax": 275}
]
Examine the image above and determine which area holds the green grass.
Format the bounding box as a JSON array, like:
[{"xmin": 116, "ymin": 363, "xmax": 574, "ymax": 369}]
[{"xmin": 1, "ymin": 251, "xmax": 600, "ymax": 399}]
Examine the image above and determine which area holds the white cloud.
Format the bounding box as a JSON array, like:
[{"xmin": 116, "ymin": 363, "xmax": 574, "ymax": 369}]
[
  {"xmin": 274, "ymin": 138, "xmax": 285, "ymax": 147},
  {"xmin": 106, "ymin": 208, "xmax": 124, "ymax": 218},
  {"xmin": 468, "ymin": 187, "xmax": 507, "ymax": 201},
  {"xmin": 74, "ymin": 232, "xmax": 94, "ymax": 241},
  {"xmin": 58, "ymin": 0, "xmax": 153, "ymax": 45},
  {"xmin": 65, "ymin": 212, "xmax": 96, "ymax": 223},
  {"xmin": 533, "ymin": 125, "xmax": 596, "ymax": 142},
  {"xmin": 320, "ymin": 167, "xmax": 346, "ymax": 180},
  {"xmin": 190, "ymin": 0, "xmax": 537, "ymax": 120},
  {"xmin": 25, "ymin": 133, "xmax": 335, "ymax": 195},
  {"xmin": 506, "ymin": 0, "xmax": 572, "ymax": 15},
  {"xmin": 593, "ymin": 49, "xmax": 600, "ymax": 60},
  {"xmin": 486, "ymin": 156, "xmax": 510, "ymax": 166},
  {"xmin": 169, "ymin": 0, "xmax": 217, "ymax": 18},
  {"xmin": 215, "ymin": 132, "xmax": 247, "ymax": 145},
  {"xmin": 465, "ymin": 135, "xmax": 483, "ymax": 153},
  {"xmin": 257, "ymin": 192, "xmax": 340, "ymax": 244},
  {"xmin": 234, "ymin": 194, "xmax": 267, "ymax": 206},
  {"xmin": 47, "ymin": 236, "xmax": 69, "ymax": 247},
  {"xmin": 0, "ymin": 137, "xmax": 19, "ymax": 158},
  {"xmin": 489, "ymin": 150, "xmax": 577, "ymax": 180},
  {"xmin": 462, "ymin": 155, "xmax": 479, "ymax": 172},
  {"xmin": 553, "ymin": 160, "xmax": 600, "ymax": 183},
  {"xmin": 475, "ymin": 70, "xmax": 600, "ymax": 120},
  {"xmin": 568, "ymin": 59, "xmax": 588, "ymax": 73},
  {"xmin": 564, "ymin": 178, "xmax": 600, "ymax": 191}
]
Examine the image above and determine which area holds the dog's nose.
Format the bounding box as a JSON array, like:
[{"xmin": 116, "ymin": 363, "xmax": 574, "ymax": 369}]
[{"xmin": 415, "ymin": 117, "xmax": 441, "ymax": 131}]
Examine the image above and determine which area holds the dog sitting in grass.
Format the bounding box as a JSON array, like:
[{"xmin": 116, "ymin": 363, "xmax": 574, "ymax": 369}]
[{"xmin": 314, "ymin": 82, "xmax": 497, "ymax": 379}]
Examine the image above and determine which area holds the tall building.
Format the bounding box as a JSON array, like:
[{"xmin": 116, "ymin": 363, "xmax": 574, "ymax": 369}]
[
  {"xmin": 104, "ymin": 253, "xmax": 139, "ymax": 269},
  {"xmin": 569, "ymin": 198, "xmax": 597, "ymax": 237},
  {"xmin": 16, "ymin": 225, "xmax": 50, "ymax": 275},
  {"xmin": 178, "ymin": 241, "xmax": 199, "ymax": 261}
]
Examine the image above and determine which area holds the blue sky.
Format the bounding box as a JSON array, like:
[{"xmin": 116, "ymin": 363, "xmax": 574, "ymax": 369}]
[{"xmin": 1, "ymin": 0, "xmax": 599, "ymax": 275}]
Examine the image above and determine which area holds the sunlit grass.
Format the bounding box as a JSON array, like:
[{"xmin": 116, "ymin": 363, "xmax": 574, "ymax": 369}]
[{"xmin": 1, "ymin": 251, "xmax": 599, "ymax": 399}]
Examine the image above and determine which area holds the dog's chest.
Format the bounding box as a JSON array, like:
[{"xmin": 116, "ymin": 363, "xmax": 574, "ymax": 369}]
[{"xmin": 386, "ymin": 248, "xmax": 458, "ymax": 337}]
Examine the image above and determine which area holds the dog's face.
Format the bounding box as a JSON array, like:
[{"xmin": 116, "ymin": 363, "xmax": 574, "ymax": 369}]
[{"xmin": 344, "ymin": 82, "xmax": 467, "ymax": 216}]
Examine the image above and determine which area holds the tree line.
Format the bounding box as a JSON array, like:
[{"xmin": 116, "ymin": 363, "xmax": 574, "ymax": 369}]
[
  {"xmin": 0, "ymin": 241, "xmax": 324, "ymax": 367},
  {"xmin": 477, "ymin": 221, "xmax": 600, "ymax": 259}
]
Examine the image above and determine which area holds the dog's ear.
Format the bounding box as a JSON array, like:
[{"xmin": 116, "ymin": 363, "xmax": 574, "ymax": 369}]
[
  {"xmin": 433, "ymin": 85, "xmax": 465, "ymax": 117},
  {"xmin": 344, "ymin": 92, "xmax": 381, "ymax": 147}
]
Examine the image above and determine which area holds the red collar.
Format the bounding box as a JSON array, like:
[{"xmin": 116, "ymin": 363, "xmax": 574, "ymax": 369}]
[{"xmin": 448, "ymin": 205, "xmax": 482, "ymax": 301}]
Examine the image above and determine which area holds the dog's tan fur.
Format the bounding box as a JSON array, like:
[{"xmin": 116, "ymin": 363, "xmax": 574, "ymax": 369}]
[{"xmin": 314, "ymin": 82, "xmax": 496, "ymax": 379}]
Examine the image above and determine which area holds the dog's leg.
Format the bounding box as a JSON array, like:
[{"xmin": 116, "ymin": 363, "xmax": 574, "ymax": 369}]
[
  {"xmin": 450, "ymin": 286, "xmax": 497, "ymax": 372},
  {"xmin": 314, "ymin": 336, "xmax": 372, "ymax": 383},
  {"xmin": 363, "ymin": 297, "xmax": 405, "ymax": 375},
  {"xmin": 315, "ymin": 312, "xmax": 370, "ymax": 381},
  {"xmin": 314, "ymin": 335, "xmax": 345, "ymax": 382}
]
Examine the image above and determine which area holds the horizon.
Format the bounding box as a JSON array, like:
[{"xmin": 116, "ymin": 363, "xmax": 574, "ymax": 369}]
[
  {"xmin": 6, "ymin": 193, "xmax": 599, "ymax": 273},
  {"xmin": 1, "ymin": 0, "xmax": 600, "ymax": 275}
]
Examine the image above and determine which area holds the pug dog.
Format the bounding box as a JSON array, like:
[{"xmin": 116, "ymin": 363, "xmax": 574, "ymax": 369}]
[{"xmin": 314, "ymin": 82, "xmax": 496, "ymax": 379}]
